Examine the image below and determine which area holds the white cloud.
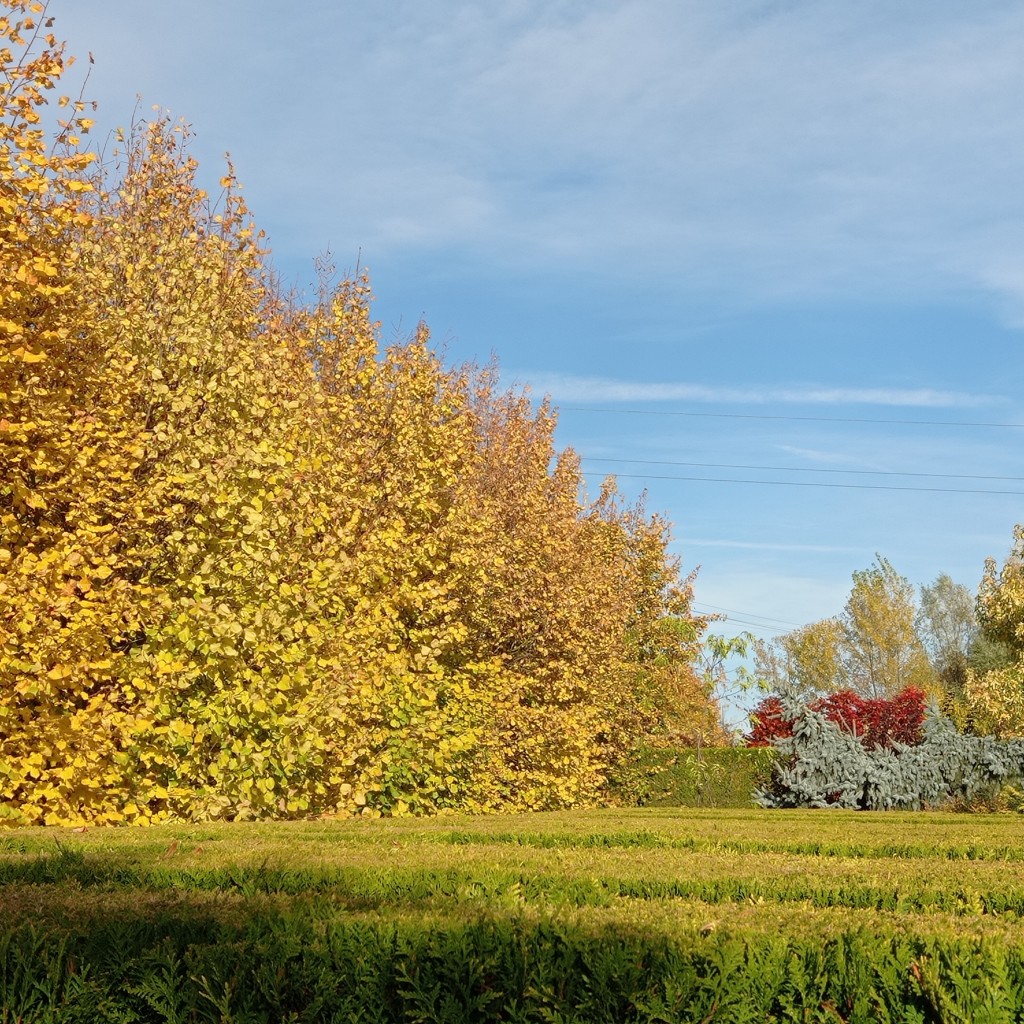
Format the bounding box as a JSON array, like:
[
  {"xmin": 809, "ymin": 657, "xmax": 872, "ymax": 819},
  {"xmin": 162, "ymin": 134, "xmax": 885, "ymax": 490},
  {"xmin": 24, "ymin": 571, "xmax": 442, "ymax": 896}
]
[
  {"xmin": 522, "ymin": 373, "xmax": 999, "ymax": 407},
  {"xmin": 684, "ymin": 539, "xmax": 861, "ymax": 554},
  {"xmin": 51, "ymin": 0, "xmax": 1024, "ymax": 315}
]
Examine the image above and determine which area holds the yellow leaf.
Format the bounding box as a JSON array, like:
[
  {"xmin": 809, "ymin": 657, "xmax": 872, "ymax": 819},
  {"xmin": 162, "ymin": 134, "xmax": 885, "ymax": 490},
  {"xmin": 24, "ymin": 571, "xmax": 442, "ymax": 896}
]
[{"xmin": 13, "ymin": 347, "xmax": 46, "ymax": 363}]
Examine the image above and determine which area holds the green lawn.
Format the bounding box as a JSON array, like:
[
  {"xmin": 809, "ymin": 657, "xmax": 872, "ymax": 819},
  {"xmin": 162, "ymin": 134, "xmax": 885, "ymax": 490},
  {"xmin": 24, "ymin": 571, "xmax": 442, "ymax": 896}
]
[{"xmin": 2, "ymin": 808, "xmax": 1023, "ymax": 1021}]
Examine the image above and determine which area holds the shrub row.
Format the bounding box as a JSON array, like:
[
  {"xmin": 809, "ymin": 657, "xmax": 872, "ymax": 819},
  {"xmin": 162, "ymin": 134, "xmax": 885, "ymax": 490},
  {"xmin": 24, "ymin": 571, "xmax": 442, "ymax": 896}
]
[
  {"xmin": 2, "ymin": 907, "xmax": 1023, "ymax": 1022},
  {"xmin": 0, "ymin": 4, "xmax": 708, "ymax": 825},
  {"xmin": 4, "ymin": 811, "xmax": 1024, "ymax": 1020},
  {"xmin": 607, "ymin": 746, "xmax": 777, "ymax": 807},
  {"xmin": 4, "ymin": 853, "xmax": 1024, "ymax": 916}
]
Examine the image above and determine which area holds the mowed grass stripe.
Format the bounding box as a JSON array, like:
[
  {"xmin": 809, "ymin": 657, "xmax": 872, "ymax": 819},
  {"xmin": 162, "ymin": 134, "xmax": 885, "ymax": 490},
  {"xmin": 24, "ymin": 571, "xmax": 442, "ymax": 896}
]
[
  {"xmin": 440, "ymin": 828, "xmax": 1023, "ymax": 861},
  {"xmin": 2, "ymin": 884, "xmax": 1024, "ymax": 943}
]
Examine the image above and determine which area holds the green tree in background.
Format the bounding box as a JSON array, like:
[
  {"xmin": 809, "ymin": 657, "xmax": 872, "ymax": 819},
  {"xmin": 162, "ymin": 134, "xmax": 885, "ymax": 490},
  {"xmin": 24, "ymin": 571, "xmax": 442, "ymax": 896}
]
[{"xmin": 916, "ymin": 574, "xmax": 977, "ymax": 698}]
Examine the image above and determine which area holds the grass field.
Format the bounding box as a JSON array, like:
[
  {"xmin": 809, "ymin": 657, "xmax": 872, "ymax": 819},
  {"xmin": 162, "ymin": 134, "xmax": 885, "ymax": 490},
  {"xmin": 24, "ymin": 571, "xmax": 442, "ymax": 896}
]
[{"xmin": 2, "ymin": 807, "xmax": 1024, "ymax": 1022}]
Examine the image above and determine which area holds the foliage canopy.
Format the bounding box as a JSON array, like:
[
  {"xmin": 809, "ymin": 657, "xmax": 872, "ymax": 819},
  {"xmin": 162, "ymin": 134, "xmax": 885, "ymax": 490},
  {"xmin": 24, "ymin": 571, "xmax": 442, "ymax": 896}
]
[
  {"xmin": 0, "ymin": 3, "xmax": 708, "ymax": 825},
  {"xmin": 964, "ymin": 525, "xmax": 1024, "ymax": 736}
]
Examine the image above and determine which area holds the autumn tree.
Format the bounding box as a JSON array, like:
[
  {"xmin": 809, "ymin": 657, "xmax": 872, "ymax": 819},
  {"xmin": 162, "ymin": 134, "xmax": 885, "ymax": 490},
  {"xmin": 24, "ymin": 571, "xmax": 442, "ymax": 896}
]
[
  {"xmin": 634, "ymin": 623, "xmax": 733, "ymax": 747},
  {"xmin": 753, "ymin": 618, "xmax": 847, "ymax": 696},
  {"xmin": 916, "ymin": 573, "xmax": 978, "ymax": 696},
  {"xmin": 753, "ymin": 557, "xmax": 935, "ymax": 702},
  {"xmin": 963, "ymin": 525, "xmax": 1024, "ymax": 737},
  {"xmin": 0, "ymin": 4, "xmax": 713, "ymax": 824},
  {"xmin": 838, "ymin": 556, "xmax": 935, "ymax": 698},
  {"xmin": 0, "ymin": 0, "xmax": 133, "ymax": 825}
]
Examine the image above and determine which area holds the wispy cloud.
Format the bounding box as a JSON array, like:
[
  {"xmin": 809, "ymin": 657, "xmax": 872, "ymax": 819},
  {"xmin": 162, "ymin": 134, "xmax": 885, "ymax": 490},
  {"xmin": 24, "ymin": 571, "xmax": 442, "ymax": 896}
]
[
  {"xmin": 683, "ymin": 539, "xmax": 862, "ymax": 553},
  {"xmin": 55, "ymin": 0, "xmax": 1024, "ymax": 316},
  {"xmin": 775, "ymin": 445, "xmax": 877, "ymax": 466},
  {"xmin": 522, "ymin": 373, "xmax": 998, "ymax": 408}
]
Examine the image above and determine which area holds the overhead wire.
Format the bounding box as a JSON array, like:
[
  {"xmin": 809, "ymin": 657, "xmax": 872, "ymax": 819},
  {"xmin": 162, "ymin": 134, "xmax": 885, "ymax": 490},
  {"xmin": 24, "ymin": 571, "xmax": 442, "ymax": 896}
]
[
  {"xmin": 705, "ymin": 616, "xmax": 792, "ymax": 635},
  {"xmin": 692, "ymin": 602, "xmax": 806, "ymax": 629},
  {"xmin": 581, "ymin": 457, "xmax": 1024, "ymax": 483},
  {"xmin": 560, "ymin": 403, "xmax": 1020, "ymax": 635},
  {"xmin": 579, "ymin": 471, "xmax": 1024, "ymax": 495},
  {"xmin": 560, "ymin": 406, "xmax": 1024, "ymax": 428}
]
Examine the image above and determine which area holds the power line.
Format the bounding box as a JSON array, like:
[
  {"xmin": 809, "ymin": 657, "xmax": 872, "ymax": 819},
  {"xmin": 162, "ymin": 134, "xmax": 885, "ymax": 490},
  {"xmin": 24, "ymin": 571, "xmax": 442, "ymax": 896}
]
[
  {"xmin": 708, "ymin": 616, "xmax": 791, "ymax": 636},
  {"xmin": 583, "ymin": 457, "xmax": 1024, "ymax": 483},
  {"xmin": 580, "ymin": 470, "xmax": 1024, "ymax": 495},
  {"xmin": 561, "ymin": 406, "xmax": 1024, "ymax": 429},
  {"xmin": 693, "ymin": 602, "xmax": 806, "ymax": 629},
  {"xmin": 692, "ymin": 606, "xmax": 794, "ymax": 630},
  {"xmin": 692, "ymin": 603, "xmax": 802, "ymax": 636},
  {"xmin": 692, "ymin": 608, "xmax": 793, "ymax": 635}
]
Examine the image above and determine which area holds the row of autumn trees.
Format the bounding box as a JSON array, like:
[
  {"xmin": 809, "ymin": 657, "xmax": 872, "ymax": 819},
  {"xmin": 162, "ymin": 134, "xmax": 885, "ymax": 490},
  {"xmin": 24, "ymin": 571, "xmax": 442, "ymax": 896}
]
[
  {"xmin": 748, "ymin": 547, "xmax": 1024, "ymax": 740},
  {"xmin": 0, "ymin": 4, "xmax": 716, "ymax": 825},
  {"xmin": 744, "ymin": 549, "xmax": 1024, "ymax": 811}
]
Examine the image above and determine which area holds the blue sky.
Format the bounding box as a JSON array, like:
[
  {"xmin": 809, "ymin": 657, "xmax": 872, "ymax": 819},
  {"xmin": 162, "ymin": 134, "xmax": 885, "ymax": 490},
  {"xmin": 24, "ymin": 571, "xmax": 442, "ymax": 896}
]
[{"xmin": 52, "ymin": 2, "xmax": 1023, "ymax": 702}]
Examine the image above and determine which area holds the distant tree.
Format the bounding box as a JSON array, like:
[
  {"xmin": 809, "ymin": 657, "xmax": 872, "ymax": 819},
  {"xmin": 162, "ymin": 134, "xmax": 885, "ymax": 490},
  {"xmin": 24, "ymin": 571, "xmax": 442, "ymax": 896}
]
[
  {"xmin": 963, "ymin": 526, "xmax": 1024, "ymax": 736},
  {"xmin": 916, "ymin": 573, "xmax": 978, "ymax": 696},
  {"xmin": 754, "ymin": 557, "xmax": 934, "ymax": 700},
  {"xmin": 840, "ymin": 556, "xmax": 935, "ymax": 698},
  {"xmin": 969, "ymin": 634, "xmax": 1014, "ymax": 675},
  {"xmin": 753, "ymin": 619, "xmax": 847, "ymax": 696}
]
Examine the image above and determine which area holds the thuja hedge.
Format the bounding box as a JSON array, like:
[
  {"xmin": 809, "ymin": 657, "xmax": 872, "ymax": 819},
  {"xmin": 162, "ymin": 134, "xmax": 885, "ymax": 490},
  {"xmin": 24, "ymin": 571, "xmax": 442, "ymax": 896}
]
[
  {"xmin": 607, "ymin": 746, "xmax": 777, "ymax": 807},
  {"xmin": 5, "ymin": 910, "xmax": 1024, "ymax": 1023},
  {"xmin": 5, "ymin": 811, "xmax": 1024, "ymax": 1020}
]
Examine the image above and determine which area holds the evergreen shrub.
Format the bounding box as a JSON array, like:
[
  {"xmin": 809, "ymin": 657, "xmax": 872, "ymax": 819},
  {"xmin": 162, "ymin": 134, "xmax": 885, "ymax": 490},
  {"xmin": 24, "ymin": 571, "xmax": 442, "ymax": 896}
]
[{"xmin": 759, "ymin": 697, "xmax": 1024, "ymax": 810}]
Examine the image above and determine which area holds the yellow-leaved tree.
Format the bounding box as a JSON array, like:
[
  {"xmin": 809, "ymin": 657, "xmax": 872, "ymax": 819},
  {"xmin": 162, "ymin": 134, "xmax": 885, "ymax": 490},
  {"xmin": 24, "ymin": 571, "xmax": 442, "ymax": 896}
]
[
  {"xmin": 964, "ymin": 526, "xmax": 1024, "ymax": 737},
  {"xmin": 0, "ymin": 3, "xmax": 711, "ymax": 825}
]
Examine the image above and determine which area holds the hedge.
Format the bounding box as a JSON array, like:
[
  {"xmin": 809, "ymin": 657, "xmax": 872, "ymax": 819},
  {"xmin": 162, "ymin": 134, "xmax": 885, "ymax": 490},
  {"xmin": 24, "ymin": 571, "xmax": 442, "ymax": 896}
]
[{"xmin": 607, "ymin": 746, "xmax": 778, "ymax": 808}]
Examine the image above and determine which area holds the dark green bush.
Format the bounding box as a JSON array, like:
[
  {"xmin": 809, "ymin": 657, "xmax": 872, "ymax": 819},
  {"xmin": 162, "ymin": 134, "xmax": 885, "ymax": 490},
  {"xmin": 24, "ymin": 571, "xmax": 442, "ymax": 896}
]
[{"xmin": 607, "ymin": 746, "xmax": 777, "ymax": 808}]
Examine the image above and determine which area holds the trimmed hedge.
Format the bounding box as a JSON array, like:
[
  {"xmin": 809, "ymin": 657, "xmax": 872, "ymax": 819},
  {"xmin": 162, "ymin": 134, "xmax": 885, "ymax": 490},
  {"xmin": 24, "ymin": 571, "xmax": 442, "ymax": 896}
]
[
  {"xmin": 4, "ymin": 911, "xmax": 1023, "ymax": 1023},
  {"xmin": 6, "ymin": 812, "xmax": 1024, "ymax": 1020},
  {"xmin": 607, "ymin": 746, "xmax": 778, "ymax": 808}
]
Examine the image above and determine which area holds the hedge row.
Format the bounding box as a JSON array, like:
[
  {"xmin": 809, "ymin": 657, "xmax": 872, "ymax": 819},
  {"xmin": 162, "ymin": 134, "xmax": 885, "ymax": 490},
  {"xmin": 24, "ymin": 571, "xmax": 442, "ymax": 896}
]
[
  {"xmin": 4, "ymin": 810, "xmax": 1024, "ymax": 1020},
  {"xmin": 2, "ymin": 906, "xmax": 1021, "ymax": 1022},
  {"xmin": 608, "ymin": 746, "xmax": 777, "ymax": 807}
]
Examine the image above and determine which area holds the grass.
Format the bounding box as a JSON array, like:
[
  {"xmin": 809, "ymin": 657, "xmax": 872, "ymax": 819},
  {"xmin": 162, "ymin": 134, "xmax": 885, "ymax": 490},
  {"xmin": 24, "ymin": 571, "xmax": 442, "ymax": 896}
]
[{"xmin": 2, "ymin": 808, "xmax": 1024, "ymax": 1020}]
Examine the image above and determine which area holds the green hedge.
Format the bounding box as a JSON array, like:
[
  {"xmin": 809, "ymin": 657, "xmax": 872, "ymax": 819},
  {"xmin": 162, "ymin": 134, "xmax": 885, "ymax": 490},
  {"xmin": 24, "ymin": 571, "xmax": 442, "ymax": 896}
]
[
  {"xmin": 6, "ymin": 812, "xmax": 1024, "ymax": 1020},
  {"xmin": 4, "ymin": 912, "xmax": 1023, "ymax": 1023},
  {"xmin": 607, "ymin": 746, "xmax": 777, "ymax": 808}
]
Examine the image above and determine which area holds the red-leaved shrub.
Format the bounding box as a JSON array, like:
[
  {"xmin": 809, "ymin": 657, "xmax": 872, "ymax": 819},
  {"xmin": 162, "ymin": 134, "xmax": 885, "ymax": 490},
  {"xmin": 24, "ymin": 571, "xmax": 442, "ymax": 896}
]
[{"xmin": 746, "ymin": 687, "xmax": 926, "ymax": 750}]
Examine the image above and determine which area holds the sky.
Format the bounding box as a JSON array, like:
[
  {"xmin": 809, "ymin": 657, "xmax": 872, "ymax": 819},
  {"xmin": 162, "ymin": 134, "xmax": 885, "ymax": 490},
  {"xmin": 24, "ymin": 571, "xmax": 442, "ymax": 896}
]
[{"xmin": 48, "ymin": 2, "xmax": 1024, "ymax": 718}]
